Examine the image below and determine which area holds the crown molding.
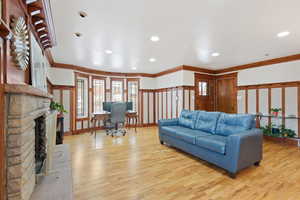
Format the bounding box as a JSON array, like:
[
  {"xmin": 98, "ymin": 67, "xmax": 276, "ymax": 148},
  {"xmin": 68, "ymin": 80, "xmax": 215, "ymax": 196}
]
[
  {"xmin": 215, "ymin": 54, "xmax": 300, "ymax": 74},
  {"xmin": 52, "ymin": 63, "xmax": 156, "ymax": 77},
  {"xmin": 51, "ymin": 53, "xmax": 300, "ymax": 78}
]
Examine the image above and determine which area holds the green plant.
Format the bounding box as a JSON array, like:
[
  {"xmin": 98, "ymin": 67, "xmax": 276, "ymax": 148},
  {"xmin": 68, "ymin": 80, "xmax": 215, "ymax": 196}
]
[
  {"xmin": 50, "ymin": 101, "xmax": 67, "ymax": 113},
  {"xmin": 261, "ymin": 123, "xmax": 276, "ymax": 136},
  {"xmin": 260, "ymin": 124, "xmax": 296, "ymax": 138},
  {"xmin": 279, "ymin": 125, "xmax": 296, "ymax": 138},
  {"xmin": 270, "ymin": 108, "xmax": 282, "ymax": 113}
]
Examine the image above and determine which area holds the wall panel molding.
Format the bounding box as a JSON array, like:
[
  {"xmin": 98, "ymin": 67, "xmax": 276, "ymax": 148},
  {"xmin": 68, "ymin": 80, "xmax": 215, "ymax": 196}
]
[{"xmin": 238, "ymin": 80, "xmax": 300, "ymax": 138}]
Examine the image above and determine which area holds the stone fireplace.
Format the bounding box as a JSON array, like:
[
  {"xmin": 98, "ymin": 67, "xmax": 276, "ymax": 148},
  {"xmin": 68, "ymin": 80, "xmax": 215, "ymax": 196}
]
[
  {"xmin": 34, "ymin": 116, "xmax": 47, "ymax": 175},
  {"xmin": 4, "ymin": 85, "xmax": 54, "ymax": 200}
]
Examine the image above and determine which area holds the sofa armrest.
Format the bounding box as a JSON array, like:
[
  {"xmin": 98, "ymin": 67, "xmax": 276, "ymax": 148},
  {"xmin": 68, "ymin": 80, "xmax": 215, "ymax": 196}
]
[
  {"xmin": 158, "ymin": 118, "xmax": 179, "ymax": 127},
  {"xmin": 226, "ymin": 128, "xmax": 263, "ymax": 173}
]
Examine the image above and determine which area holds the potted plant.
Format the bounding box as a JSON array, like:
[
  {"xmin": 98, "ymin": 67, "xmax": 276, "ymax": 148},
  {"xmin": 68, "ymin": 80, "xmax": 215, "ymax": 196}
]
[
  {"xmin": 279, "ymin": 125, "xmax": 296, "ymax": 138},
  {"xmin": 270, "ymin": 108, "xmax": 282, "ymax": 117},
  {"xmin": 50, "ymin": 101, "xmax": 67, "ymax": 117}
]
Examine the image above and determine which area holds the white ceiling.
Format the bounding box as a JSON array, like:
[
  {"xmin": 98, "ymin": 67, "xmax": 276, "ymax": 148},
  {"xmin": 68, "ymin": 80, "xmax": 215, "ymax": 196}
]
[{"xmin": 50, "ymin": 0, "xmax": 300, "ymax": 73}]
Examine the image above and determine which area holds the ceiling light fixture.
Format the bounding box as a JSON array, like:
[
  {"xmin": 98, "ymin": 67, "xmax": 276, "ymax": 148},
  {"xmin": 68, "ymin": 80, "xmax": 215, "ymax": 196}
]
[
  {"xmin": 105, "ymin": 50, "xmax": 113, "ymax": 54},
  {"xmin": 79, "ymin": 11, "xmax": 88, "ymax": 18},
  {"xmin": 149, "ymin": 58, "xmax": 156, "ymax": 62},
  {"xmin": 74, "ymin": 32, "xmax": 82, "ymax": 37},
  {"xmin": 277, "ymin": 31, "xmax": 290, "ymax": 38},
  {"xmin": 131, "ymin": 67, "xmax": 137, "ymax": 70},
  {"xmin": 211, "ymin": 52, "xmax": 220, "ymax": 57},
  {"xmin": 150, "ymin": 36, "xmax": 160, "ymax": 42}
]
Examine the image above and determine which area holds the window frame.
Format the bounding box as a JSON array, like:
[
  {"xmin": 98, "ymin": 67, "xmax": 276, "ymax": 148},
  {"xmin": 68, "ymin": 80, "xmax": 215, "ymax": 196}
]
[
  {"xmin": 198, "ymin": 81, "xmax": 209, "ymax": 96},
  {"xmin": 110, "ymin": 78, "xmax": 124, "ymax": 102},
  {"xmin": 92, "ymin": 76, "xmax": 106, "ymax": 113},
  {"xmin": 127, "ymin": 78, "xmax": 140, "ymax": 112},
  {"xmin": 75, "ymin": 72, "xmax": 89, "ymax": 119}
]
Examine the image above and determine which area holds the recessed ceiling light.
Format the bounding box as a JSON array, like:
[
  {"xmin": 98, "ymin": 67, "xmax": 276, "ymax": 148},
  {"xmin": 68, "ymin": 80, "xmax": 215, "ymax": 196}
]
[
  {"xmin": 150, "ymin": 36, "xmax": 160, "ymax": 42},
  {"xmin": 277, "ymin": 31, "xmax": 290, "ymax": 38},
  {"xmin": 74, "ymin": 32, "xmax": 82, "ymax": 37},
  {"xmin": 105, "ymin": 50, "xmax": 113, "ymax": 54},
  {"xmin": 211, "ymin": 52, "xmax": 220, "ymax": 57},
  {"xmin": 131, "ymin": 67, "xmax": 137, "ymax": 70},
  {"xmin": 149, "ymin": 58, "xmax": 156, "ymax": 62},
  {"xmin": 79, "ymin": 11, "xmax": 88, "ymax": 18}
]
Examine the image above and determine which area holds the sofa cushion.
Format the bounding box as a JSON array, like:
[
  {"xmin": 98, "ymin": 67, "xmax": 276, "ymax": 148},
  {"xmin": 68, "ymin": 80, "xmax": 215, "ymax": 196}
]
[
  {"xmin": 194, "ymin": 111, "xmax": 221, "ymax": 134},
  {"xmin": 195, "ymin": 135, "xmax": 227, "ymax": 154},
  {"xmin": 178, "ymin": 110, "xmax": 197, "ymax": 129},
  {"xmin": 216, "ymin": 113, "xmax": 255, "ymax": 136},
  {"xmin": 161, "ymin": 126, "xmax": 212, "ymax": 144}
]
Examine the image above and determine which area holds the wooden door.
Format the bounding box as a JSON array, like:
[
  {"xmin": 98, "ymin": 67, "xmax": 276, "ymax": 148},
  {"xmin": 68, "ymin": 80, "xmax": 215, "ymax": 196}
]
[
  {"xmin": 194, "ymin": 73, "xmax": 215, "ymax": 111},
  {"xmin": 216, "ymin": 73, "xmax": 237, "ymax": 113}
]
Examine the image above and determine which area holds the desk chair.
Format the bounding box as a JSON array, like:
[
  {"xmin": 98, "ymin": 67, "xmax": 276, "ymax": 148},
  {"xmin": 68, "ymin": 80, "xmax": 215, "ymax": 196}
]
[{"xmin": 105, "ymin": 103, "xmax": 127, "ymax": 137}]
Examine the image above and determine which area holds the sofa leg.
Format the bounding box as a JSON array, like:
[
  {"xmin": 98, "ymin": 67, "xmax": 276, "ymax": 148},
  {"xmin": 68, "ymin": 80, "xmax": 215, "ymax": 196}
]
[
  {"xmin": 160, "ymin": 140, "xmax": 164, "ymax": 145},
  {"xmin": 254, "ymin": 161, "xmax": 260, "ymax": 166},
  {"xmin": 228, "ymin": 172, "xmax": 236, "ymax": 179}
]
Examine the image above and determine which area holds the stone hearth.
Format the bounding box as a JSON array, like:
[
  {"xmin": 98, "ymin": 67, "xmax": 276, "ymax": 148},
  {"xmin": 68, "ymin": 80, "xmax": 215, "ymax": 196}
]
[{"xmin": 5, "ymin": 86, "xmax": 52, "ymax": 200}]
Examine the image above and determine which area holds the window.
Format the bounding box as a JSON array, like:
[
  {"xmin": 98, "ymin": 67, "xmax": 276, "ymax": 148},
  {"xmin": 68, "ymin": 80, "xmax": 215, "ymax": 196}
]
[
  {"xmin": 77, "ymin": 79, "xmax": 85, "ymax": 117},
  {"xmin": 199, "ymin": 81, "xmax": 208, "ymax": 96},
  {"xmin": 93, "ymin": 78, "xmax": 105, "ymax": 112},
  {"xmin": 128, "ymin": 80, "xmax": 139, "ymax": 111},
  {"xmin": 111, "ymin": 79, "xmax": 123, "ymax": 102}
]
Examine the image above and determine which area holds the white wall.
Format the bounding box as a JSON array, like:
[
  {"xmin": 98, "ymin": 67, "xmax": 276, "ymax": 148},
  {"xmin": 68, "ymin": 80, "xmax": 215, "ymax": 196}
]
[
  {"xmin": 238, "ymin": 60, "xmax": 300, "ymax": 86},
  {"xmin": 156, "ymin": 71, "xmax": 184, "ymax": 89},
  {"xmin": 48, "ymin": 68, "xmax": 75, "ymax": 86},
  {"xmin": 155, "ymin": 70, "xmax": 195, "ymax": 89},
  {"xmin": 140, "ymin": 77, "xmax": 156, "ymax": 89},
  {"xmin": 182, "ymin": 70, "xmax": 195, "ymax": 86},
  {"xmin": 48, "ymin": 68, "xmax": 196, "ymax": 89}
]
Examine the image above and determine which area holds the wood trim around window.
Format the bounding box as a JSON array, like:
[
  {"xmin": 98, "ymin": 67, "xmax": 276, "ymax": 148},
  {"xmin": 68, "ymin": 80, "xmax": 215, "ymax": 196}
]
[
  {"xmin": 110, "ymin": 78, "xmax": 125, "ymax": 102},
  {"xmin": 91, "ymin": 75, "xmax": 106, "ymax": 113},
  {"xmin": 75, "ymin": 72, "xmax": 90, "ymax": 120},
  {"xmin": 127, "ymin": 78, "xmax": 140, "ymax": 113}
]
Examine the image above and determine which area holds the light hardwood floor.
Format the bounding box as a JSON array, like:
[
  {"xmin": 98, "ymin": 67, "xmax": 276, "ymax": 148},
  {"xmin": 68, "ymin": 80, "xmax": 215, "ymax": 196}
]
[{"xmin": 65, "ymin": 127, "xmax": 300, "ymax": 200}]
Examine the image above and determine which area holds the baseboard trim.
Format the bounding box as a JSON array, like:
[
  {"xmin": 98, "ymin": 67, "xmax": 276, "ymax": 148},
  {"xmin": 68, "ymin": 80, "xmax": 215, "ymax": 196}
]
[
  {"xmin": 263, "ymin": 135, "xmax": 299, "ymax": 146},
  {"xmin": 69, "ymin": 124, "xmax": 158, "ymax": 135}
]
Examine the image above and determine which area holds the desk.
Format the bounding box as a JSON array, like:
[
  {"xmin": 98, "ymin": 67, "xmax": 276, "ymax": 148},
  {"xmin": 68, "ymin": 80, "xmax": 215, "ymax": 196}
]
[{"xmin": 91, "ymin": 111, "xmax": 138, "ymax": 134}]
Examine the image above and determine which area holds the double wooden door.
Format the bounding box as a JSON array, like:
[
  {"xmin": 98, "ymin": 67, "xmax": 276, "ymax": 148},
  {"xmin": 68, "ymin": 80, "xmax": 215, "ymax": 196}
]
[{"xmin": 194, "ymin": 73, "xmax": 237, "ymax": 113}]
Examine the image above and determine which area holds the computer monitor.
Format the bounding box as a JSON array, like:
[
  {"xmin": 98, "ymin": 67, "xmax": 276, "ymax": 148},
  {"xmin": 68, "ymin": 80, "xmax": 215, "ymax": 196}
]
[
  {"xmin": 103, "ymin": 102, "xmax": 133, "ymax": 112},
  {"xmin": 103, "ymin": 102, "xmax": 113, "ymax": 112},
  {"xmin": 126, "ymin": 102, "xmax": 133, "ymax": 111}
]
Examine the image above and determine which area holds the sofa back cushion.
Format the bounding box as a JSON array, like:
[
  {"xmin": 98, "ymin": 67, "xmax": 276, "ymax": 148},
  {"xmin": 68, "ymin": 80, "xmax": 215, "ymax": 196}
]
[
  {"xmin": 178, "ymin": 110, "xmax": 197, "ymax": 129},
  {"xmin": 194, "ymin": 111, "xmax": 221, "ymax": 134},
  {"xmin": 216, "ymin": 113, "xmax": 255, "ymax": 136}
]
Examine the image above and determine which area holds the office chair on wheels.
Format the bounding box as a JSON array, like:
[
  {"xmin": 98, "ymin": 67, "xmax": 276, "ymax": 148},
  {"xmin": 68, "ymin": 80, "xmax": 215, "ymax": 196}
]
[{"xmin": 105, "ymin": 103, "xmax": 127, "ymax": 137}]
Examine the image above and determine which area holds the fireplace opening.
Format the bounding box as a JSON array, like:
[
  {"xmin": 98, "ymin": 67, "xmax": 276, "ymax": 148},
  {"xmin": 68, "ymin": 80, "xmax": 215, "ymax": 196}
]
[{"xmin": 35, "ymin": 115, "xmax": 47, "ymax": 174}]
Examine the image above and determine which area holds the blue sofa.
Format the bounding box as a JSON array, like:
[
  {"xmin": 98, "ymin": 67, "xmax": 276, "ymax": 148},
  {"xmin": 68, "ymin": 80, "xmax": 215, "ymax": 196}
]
[{"xmin": 158, "ymin": 110, "xmax": 263, "ymax": 178}]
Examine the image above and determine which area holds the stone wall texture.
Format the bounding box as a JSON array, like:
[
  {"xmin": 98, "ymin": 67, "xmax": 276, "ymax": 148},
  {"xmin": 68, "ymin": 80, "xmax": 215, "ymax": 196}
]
[{"xmin": 5, "ymin": 94, "xmax": 50, "ymax": 200}]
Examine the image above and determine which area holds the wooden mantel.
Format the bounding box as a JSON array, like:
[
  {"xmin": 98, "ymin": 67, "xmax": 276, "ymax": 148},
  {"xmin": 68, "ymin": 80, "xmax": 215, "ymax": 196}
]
[{"xmin": 4, "ymin": 84, "xmax": 53, "ymax": 99}]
